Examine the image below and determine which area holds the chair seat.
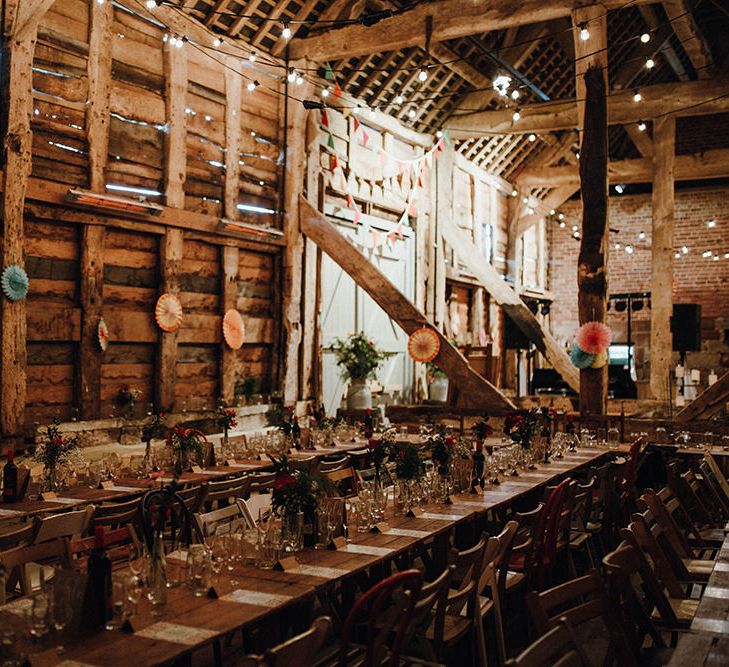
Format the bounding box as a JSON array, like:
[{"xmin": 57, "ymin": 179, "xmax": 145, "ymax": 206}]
[
  {"xmin": 569, "ymin": 532, "xmax": 590, "ymax": 549},
  {"xmin": 459, "ymin": 595, "xmax": 494, "ymax": 618},
  {"xmin": 698, "ymin": 528, "xmax": 727, "ymax": 543},
  {"xmin": 650, "ymin": 597, "xmax": 699, "ymax": 624},
  {"xmin": 427, "ymin": 614, "xmax": 472, "ymax": 645},
  {"xmin": 505, "ymin": 570, "xmax": 525, "ymax": 591},
  {"xmin": 586, "ymin": 521, "xmax": 602, "ymax": 533},
  {"xmin": 682, "ymin": 558, "xmax": 714, "ymax": 576}
]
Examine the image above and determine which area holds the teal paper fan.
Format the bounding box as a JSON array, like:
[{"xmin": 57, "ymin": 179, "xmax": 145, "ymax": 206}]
[
  {"xmin": 570, "ymin": 342, "xmax": 595, "ymax": 369},
  {"xmin": 1, "ymin": 264, "xmax": 29, "ymax": 302}
]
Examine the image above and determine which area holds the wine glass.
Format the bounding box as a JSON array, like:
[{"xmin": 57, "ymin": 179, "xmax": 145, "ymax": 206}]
[
  {"xmin": 51, "ymin": 595, "xmax": 73, "ymax": 653},
  {"xmin": 126, "ymin": 574, "xmax": 143, "ymax": 618}
]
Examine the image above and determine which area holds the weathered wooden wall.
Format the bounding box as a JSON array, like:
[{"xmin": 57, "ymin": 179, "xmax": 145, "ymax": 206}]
[{"xmin": 1, "ymin": 0, "xmax": 284, "ymax": 443}]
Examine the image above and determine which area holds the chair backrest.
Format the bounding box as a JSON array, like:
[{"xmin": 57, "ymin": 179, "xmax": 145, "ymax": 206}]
[
  {"xmin": 33, "ymin": 506, "xmax": 93, "ymax": 544},
  {"xmin": 0, "ymin": 538, "xmax": 69, "ymax": 594},
  {"xmin": 91, "ymin": 498, "xmax": 141, "ymax": 531},
  {"xmin": 339, "ymin": 569, "xmax": 423, "ymax": 667},
  {"xmin": 324, "ymin": 466, "xmax": 358, "ymax": 497},
  {"xmin": 264, "ymin": 616, "xmax": 331, "ymax": 667},
  {"xmin": 403, "ymin": 564, "xmax": 454, "ymax": 654},
  {"xmin": 539, "ymin": 479, "xmax": 570, "ymax": 575},
  {"xmin": 603, "ymin": 542, "xmax": 671, "ymax": 648},
  {"xmin": 637, "ymin": 488, "xmax": 692, "ymax": 559},
  {"xmin": 290, "ymin": 456, "xmax": 317, "ymax": 475},
  {"xmin": 347, "ymin": 447, "xmax": 372, "ymax": 470},
  {"xmin": 318, "ymin": 456, "xmax": 350, "ymax": 473},
  {"xmin": 507, "ymin": 617, "xmax": 588, "ymax": 667},
  {"xmin": 67, "ymin": 525, "xmax": 140, "ymax": 571},
  {"xmin": 250, "ymin": 471, "xmax": 277, "ymax": 493},
  {"xmin": 238, "ymin": 494, "xmax": 272, "ymax": 529},
  {"xmin": 510, "ymin": 502, "xmax": 546, "ymax": 585},
  {"xmin": 0, "ymin": 521, "xmax": 37, "ymax": 551},
  {"xmin": 140, "ymin": 486, "xmax": 200, "ymax": 549},
  {"xmin": 656, "ymin": 485, "xmax": 705, "ymax": 546},
  {"xmin": 445, "ymin": 533, "xmax": 488, "ymax": 623},
  {"xmin": 527, "ymin": 570, "xmax": 637, "ymax": 666},
  {"xmin": 479, "ymin": 520, "xmax": 518, "ymax": 596},
  {"xmin": 697, "ymin": 460, "xmax": 729, "ymax": 518},
  {"xmin": 680, "ymin": 469, "xmax": 717, "ymax": 525},
  {"xmin": 195, "ymin": 503, "xmax": 247, "ymax": 537},
  {"xmin": 703, "ymin": 453, "xmax": 729, "ymax": 503},
  {"xmin": 201, "ymin": 475, "xmax": 251, "ymax": 511}
]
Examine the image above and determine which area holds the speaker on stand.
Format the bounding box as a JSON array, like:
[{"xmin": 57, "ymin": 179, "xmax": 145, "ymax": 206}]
[{"xmin": 671, "ymin": 303, "xmax": 701, "ymax": 408}]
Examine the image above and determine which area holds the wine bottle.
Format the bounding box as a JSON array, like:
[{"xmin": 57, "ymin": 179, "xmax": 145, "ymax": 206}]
[
  {"xmin": 3, "ymin": 450, "xmax": 18, "ymax": 503},
  {"xmin": 87, "ymin": 527, "xmax": 112, "ymax": 629},
  {"xmin": 363, "ymin": 408, "xmax": 373, "ymax": 440},
  {"xmin": 292, "ymin": 416, "xmax": 301, "ymax": 449}
]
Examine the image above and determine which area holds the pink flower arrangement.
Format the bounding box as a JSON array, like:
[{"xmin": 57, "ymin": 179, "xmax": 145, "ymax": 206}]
[{"xmin": 576, "ymin": 321, "xmax": 612, "ymax": 355}]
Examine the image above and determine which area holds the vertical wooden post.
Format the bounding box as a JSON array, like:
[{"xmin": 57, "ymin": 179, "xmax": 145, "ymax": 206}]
[
  {"xmin": 224, "ymin": 62, "xmax": 242, "ymax": 220},
  {"xmin": 650, "ymin": 115, "xmax": 676, "ymax": 401},
  {"xmin": 434, "ymin": 141, "xmax": 453, "ymax": 332},
  {"xmin": 280, "ymin": 60, "xmax": 311, "ymax": 404},
  {"xmin": 164, "ymin": 41, "xmax": 187, "ymax": 208},
  {"xmin": 155, "ymin": 229, "xmax": 183, "ymax": 412},
  {"xmin": 220, "ymin": 245, "xmax": 239, "ymax": 405},
  {"xmin": 573, "ymin": 3, "xmax": 609, "ymax": 415},
  {"xmin": 78, "ymin": 225, "xmax": 104, "ymax": 419},
  {"xmin": 87, "ymin": 0, "xmax": 112, "ymax": 192},
  {"xmin": 0, "ymin": 30, "xmax": 35, "ymax": 444}
]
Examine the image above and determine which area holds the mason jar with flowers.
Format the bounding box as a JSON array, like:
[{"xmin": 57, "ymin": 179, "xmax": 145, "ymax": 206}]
[
  {"xmin": 217, "ymin": 405, "xmax": 238, "ymax": 457},
  {"xmin": 141, "ymin": 412, "xmax": 165, "ymax": 473},
  {"xmin": 166, "ymin": 426, "xmax": 207, "ymax": 476},
  {"xmin": 425, "ymin": 361, "xmax": 449, "ymax": 402},
  {"xmin": 271, "ymin": 456, "xmax": 323, "ymax": 549},
  {"xmin": 33, "ymin": 421, "xmax": 81, "ymax": 493},
  {"xmin": 333, "ymin": 332, "xmax": 387, "ymax": 410},
  {"xmin": 504, "ymin": 408, "xmax": 541, "ymax": 450},
  {"xmin": 367, "ymin": 428, "xmax": 395, "ymax": 489}
]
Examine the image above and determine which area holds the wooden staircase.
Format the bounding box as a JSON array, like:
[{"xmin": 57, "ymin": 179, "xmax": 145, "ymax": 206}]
[
  {"xmin": 442, "ymin": 220, "xmax": 580, "ymax": 392},
  {"xmin": 299, "ymin": 196, "xmax": 516, "ymax": 413},
  {"xmin": 676, "ymin": 369, "xmax": 729, "ymax": 422}
]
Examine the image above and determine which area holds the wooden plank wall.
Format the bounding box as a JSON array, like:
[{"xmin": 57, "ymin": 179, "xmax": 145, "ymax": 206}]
[{"xmin": 4, "ymin": 0, "xmax": 284, "ymax": 439}]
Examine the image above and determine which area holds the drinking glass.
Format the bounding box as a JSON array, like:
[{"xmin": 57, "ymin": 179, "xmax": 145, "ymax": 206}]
[
  {"xmin": 27, "ymin": 593, "xmax": 50, "ymax": 641},
  {"xmin": 106, "ymin": 575, "xmax": 127, "ymax": 630},
  {"xmin": 187, "ymin": 545, "xmax": 211, "ymax": 597},
  {"xmin": 126, "ymin": 574, "xmax": 143, "ymax": 618},
  {"xmin": 258, "ymin": 525, "xmax": 281, "ymax": 569},
  {"xmin": 51, "ymin": 594, "xmax": 72, "ymax": 653}
]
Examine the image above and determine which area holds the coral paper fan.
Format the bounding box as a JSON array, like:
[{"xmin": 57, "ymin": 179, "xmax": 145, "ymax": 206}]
[
  {"xmin": 407, "ymin": 327, "xmax": 440, "ymax": 363},
  {"xmin": 223, "ymin": 309, "xmax": 245, "ymax": 350},
  {"xmin": 97, "ymin": 318, "xmax": 109, "ymax": 352},
  {"xmin": 576, "ymin": 321, "xmax": 612, "ymax": 355},
  {"xmin": 155, "ymin": 293, "xmax": 183, "ymax": 333},
  {"xmin": 570, "ymin": 343, "xmax": 596, "ymax": 369}
]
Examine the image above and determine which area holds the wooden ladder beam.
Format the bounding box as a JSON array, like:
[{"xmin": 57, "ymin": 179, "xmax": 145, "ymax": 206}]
[
  {"xmin": 298, "ymin": 196, "xmax": 515, "ymax": 413},
  {"xmin": 675, "ymin": 370, "xmax": 729, "ymax": 422}
]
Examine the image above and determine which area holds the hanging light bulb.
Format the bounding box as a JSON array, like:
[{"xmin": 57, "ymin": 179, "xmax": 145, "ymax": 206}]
[
  {"xmin": 145, "ymin": 0, "xmax": 158, "ymax": 9},
  {"xmin": 321, "ymin": 88, "xmax": 329, "ymax": 98},
  {"xmin": 492, "ymin": 74, "xmax": 511, "ymax": 96},
  {"xmin": 558, "ymin": 213, "xmax": 565, "ymax": 220},
  {"xmin": 645, "ymin": 58, "xmax": 655, "ymax": 69},
  {"xmin": 436, "ymin": 130, "xmax": 443, "ymax": 138},
  {"xmin": 249, "ymin": 52, "xmax": 257, "ymax": 62},
  {"xmin": 615, "ymin": 242, "xmax": 621, "ymax": 250},
  {"xmin": 247, "ymin": 80, "xmax": 258, "ymax": 92},
  {"xmin": 633, "ymin": 90, "xmax": 642, "ymax": 102},
  {"xmin": 281, "ymin": 21, "xmax": 292, "ymax": 39},
  {"xmin": 637, "ymin": 120, "xmax": 647, "ymax": 132},
  {"xmin": 296, "ymin": 75, "xmax": 304, "ymax": 85},
  {"xmin": 287, "ymin": 68, "xmax": 296, "ymax": 83},
  {"xmin": 579, "ymin": 24, "xmax": 590, "ymax": 41},
  {"xmin": 559, "ymin": 221, "xmax": 566, "ymax": 228},
  {"xmin": 511, "ymin": 89, "xmax": 520, "ymax": 100},
  {"xmin": 511, "ymin": 189, "xmax": 518, "ymax": 197},
  {"xmin": 639, "ymin": 230, "xmax": 646, "ymax": 240},
  {"xmin": 395, "ymin": 95, "xmax": 404, "ymax": 105},
  {"xmin": 640, "ymin": 32, "xmax": 650, "ymax": 43},
  {"xmin": 528, "ymin": 133, "xmax": 536, "ymax": 142},
  {"xmin": 418, "ymin": 67, "xmax": 428, "ymax": 83},
  {"xmin": 512, "ymin": 109, "xmax": 521, "ymax": 122},
  {"xmin": 213, "ymin": 37, "xmax": 223, "ymax": 48},
  {"xmin": 682, "ymin": 246, "xmax": 689, "ymax": 254},
  {"xmin": 175, "ymin": 36, "xmax": 185, "ymax": 49},
  {"xmin": 614, "ymin": 184, "xmax": 625, "ymax": 194},
  {"xmin": 625, "ymin": 244, "xmax": 634, "ymax": 254},
  {"xmin": 408, "ymin": 108, "xmax": 417, "ymax": 119}
]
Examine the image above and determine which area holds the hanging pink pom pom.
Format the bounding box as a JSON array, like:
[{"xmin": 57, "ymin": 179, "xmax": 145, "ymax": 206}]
[{"xmin": 576, "ymin": 321, "xmax": 612, "ymax": 355}]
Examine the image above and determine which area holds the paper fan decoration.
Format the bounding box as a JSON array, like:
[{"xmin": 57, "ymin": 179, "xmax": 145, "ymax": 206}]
[
  {"xmin": 155, "ymin": 293, "xmax": 183, "ymax": 333},
  {"xmin": 570, "ymin": 343, "xmax": 596, "ymax": 369},
  {"xmin": 576, "ymin": 321, "xmax": 612, "ymax": 355},
  {"xmin": 591, "ymin": 351, "xmax": 608, "ymax": 369},
  {"xmin": 97, "ymin": 317, "xmax": 109, "ymax": 352},
  {"xmin": 407, "ymin": 327, "xmax": 441, "ymax": 363},
  {"xmin": 222, "ymin": 309, "xmax": 245, "ymax": 350},
  {"xmin": 1, "ymin": 264, "xmax": 29, "ymax": 302}
]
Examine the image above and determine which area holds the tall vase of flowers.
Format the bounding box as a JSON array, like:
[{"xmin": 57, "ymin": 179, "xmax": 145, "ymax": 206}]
[
  {"xmin": 217, "ymin": 405, "xmax": 237, "ymax": 458},
  {"xmin": 504, "ymin": 409, "xmax": 542, "ymax": 450},
  {"xmin": 141, "ymin": 412, "xmax": 165, "ymax": 474},
  {"xmin": 33, "ymin": 421, "xmax": 80, "ymax": 493},
  {"xmin": 471, "ymin": 418, "xmax": 494, "ymax": 491},
  {"xmin": 271, "ymin": 456, "xmax": 323, "ymax": 549},
  {"xmin": 116, "ymin": 385, "xmax": 140, "ymax": 420},
  {"xmin": 393, "ymin": 442, "xmax": 425, "ymax": 513},
  {"xmin": 333, "ymin": 332, "xmax": 386, "ymax": 410},
  {"xmin": 367, "ymin": 429, "xmax": 395, "ymax": 490},
  {"xmin": 166, "ymin": 426, "xmax": 207, "ymax": 476}
]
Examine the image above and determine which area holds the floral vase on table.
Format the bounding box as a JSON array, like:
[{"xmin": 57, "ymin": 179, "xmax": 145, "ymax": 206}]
[
  {"xmin": 393, "ymin": 442, "xmax": 425, "ymax": 514},
  {"xmin": 33, "ymin": 420, "xmax": 81, "ymax": 494},
  {"xmin": 141, "ymin": 412, "xmax": 166, "ymax": 475},
  {"xmin": 471, "ymin": 418, "xmax": 494, "ymax": 491},
  {"xmin": 333, "ymin": 332, "xmax": 387, "ymax": 410},
  {"xmin": 271, "ymin": 455, "xmax": 323, "ymax": 549},
  {"xmin": 217, "ymin": 405, "xmax": 238, "ymax": 459},
  {"xmin": 166, "ymin": 426, "xmax": 207, "ymax": 476},
  {"xmin": 367, "ymin": 429, "xmax": 395, "ymax": 491}
]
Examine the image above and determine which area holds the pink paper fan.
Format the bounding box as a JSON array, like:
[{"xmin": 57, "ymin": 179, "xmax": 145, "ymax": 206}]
[
  {"xmin": 155, "ymin": 293, "xmax": 183, "ymax": 333},
  {"xmin": 223, "ymin": 309, "xmax": 245, "ymax": 350},
  {"xmin": 576, "ymin": 321, "xmax": 612, "ymax": 355}
]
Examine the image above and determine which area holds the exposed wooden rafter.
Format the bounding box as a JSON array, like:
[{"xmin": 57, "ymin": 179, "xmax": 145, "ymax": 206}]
[{"xmin": 662, "ymin": 0, "xmax": 715, "ymax": 78}]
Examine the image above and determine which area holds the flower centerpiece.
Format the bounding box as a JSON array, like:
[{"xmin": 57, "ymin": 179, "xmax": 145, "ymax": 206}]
[
  {"xmin": 141, "ymin": 412, "xmax": 166, "ymax": 472},
  {"xmin": 116, "ymin": 385, "xmax": 140, "ymax": 419},
  {"xmin": 430, "ymin": 432, "xmax": 455, "ymax": 476},
  {"xmin": 333, "ymin": 332, "xmax": 387, "ymax": 409},
  {"xmin": 393, "ymin": 442, "xmax": 425, "ymax": 482},
  {"xmin": 504, "ymin": 408, "xmax": 542, "ymax": 450},
  {"xmin": 33, "ymin": 421, "xmax": 81, "ymax": 492},
  {"xmin": 270, "ymin": 455, "xmax": 324, "ymax": 549},
  {"xmin": 368, "ymin": 428, "xmax": 396, "ymax": 487},
  {"xmin": 217, "ymin": 406, "xmax": 237, "ymax": 443},
  {"xmin": 166, "ymin": 426, "xmax": 207, "ymax": 475},
  {"xmin": 470, "ymin": 417, "xmax": 494, "ymax": 491}
]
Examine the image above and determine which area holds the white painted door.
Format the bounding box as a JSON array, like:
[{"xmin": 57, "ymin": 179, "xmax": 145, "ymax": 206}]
[{"xmin": 320, "ymin": 215, "xmax": 415, "ymax": 416}]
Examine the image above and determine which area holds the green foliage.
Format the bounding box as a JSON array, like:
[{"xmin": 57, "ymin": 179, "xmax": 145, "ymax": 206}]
[
  {"xmin": 393, "ymin": 442, "xmax": 425, "ymax": 481},
  {"xmin": 270, "ymin": 455, "xmax": 324, "ymax": 517},
  {"xmin": 333, "ymin": 332, "xmax": 386, "ymax": 381},
  {"xmin": 33, "ymin": 420, "xmax": 80, "ymax": 471}
]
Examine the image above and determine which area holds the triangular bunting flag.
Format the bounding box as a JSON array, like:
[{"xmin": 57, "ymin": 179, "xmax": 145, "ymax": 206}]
[
  {"xmin": 321, "ymin": 109, "xmax": 329, "ymax": 128},
  {"xmin": 334, "ymin": 81, "xmax": 342, "ymax": 98},
  {"xmin": 327, "ymin": 132, "xmax": 335, "ymax": 150},
  {"xmin": 444, "ymin": 130, "xmax": 451, "ymax": 146},
  {"xmin": 324, "ymin": 63, "xmax": 335, "ymax": 81},
  {"xmin": 388, "ymin": 230, "xmax": 397, "ymax": 242},
  {"xmin": 417, "ymin": 174, "xmax": 423, "ymax": 189},
  {"xmin": 408, "ymin": 199, "xmax": 418, "ymax": 217},
  {"xmin": 347, "ymin": 193, "xmax": 355, "ymax": 209},
  {"xmin": 362, "ymin": 130, "xmax": 369, "ymax": 147},
  {"xmin": 353, "ymin": 207, "xmax": 361, "ymax": 224},
  {"xmin": 331, "ymin": 155, "xmax": 338, "ymax": 172},
  {"xmin": 353, "ymin": 117, "xmax": 360, "ymax": 133}
]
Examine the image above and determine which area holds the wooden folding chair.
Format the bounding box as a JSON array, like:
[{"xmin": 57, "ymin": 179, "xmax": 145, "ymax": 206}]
[
  {"xmin": 324, "ymin": 466, "xmax": 358, "ymax": 497},
  {"xmin": 90, "ymin": 498, "xmax": 141, "ymax": 531},
  {"xmin": 33, "ymin": 506, "xmax": 93, "ymax": 543},
  {"xmin": 506, "ymin": 617, "xmax": 588, "ymax": 667},
  {"xmin": 201, "ymin": 474, "xmax": 251, "ymax": 512},
  {"xmin": 0, "ymin": 539, "xmax": 69, "ymax": 596},
  {"xmin": 264, "ymin": 616, "xmax": 331, "ymax": 667},
  {"xmin": 67, "ymin": 525, "xmax": 141, "ymax": 571},
  {"xmin": 196, "ymin": 503, "xmax": 248, "ymax": 537}
]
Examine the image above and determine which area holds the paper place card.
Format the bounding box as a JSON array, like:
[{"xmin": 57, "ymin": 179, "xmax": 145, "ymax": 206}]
[
  {"xmin": 341, "ymin": 544, "xmax": 394, "ymax": 557},
  {"xmin": 287, "ymin": 564, "xmax": 349, "ymax": 579},
  {"xmin": 201, "ymin": 470, "xmax": 228, "ymax": 476},
  {"xmin": 191, "ymin": 466, "xmax": 204, "ymax": 474},
  {"xmin": 328, "ymin": 536, "xmax": 347, "ymax": 550},
  {"xmin": 109, "ymin": 485, "xmax": 142, "ymax": 492},
  {"xmin": 226, "ymin": 463, "xmax": 260, "ymax": 469},
  {"xmin": 0, "ymin": 508, "xmax": 24, "ymax": 517},
  {"xmin": 136, "ymin": 621, "xmax": 217, "ymax": 646},
  {"xmin": 383, "ymin": 528, "xmax": 430, "ymax": 539},
  {"xmin": 406, "ymin": 507, "xmax": 423, "ymax": 518},
  {"xmin": 49, "ymin": 497, "xmax": 81, "ymax": 505},
  {"xmin": 166, "ymin": 549, "xmax": 189, "ymax": 562},
  {"xmin": 418, "ymin": 512, "xmax": 463, "ymax": 521},
  {"xmin": 704, "ymin": 586, "xmax": 729, "ymax": 599},
  {"xmin": 221, "ymin": 589, "xmax": 292, "ymax": 608},
  {"xmin": 453, "ymin": 500, "xmax": 487, "ymax": 508},
  {"xmin": 370, "ymin": 522, "xmax": 391, "ymax": 533},
  {"xmin": 99, "ymin": 480, "xmax": 115, "ymax": 489},
  {"xmin": 39, "ymin": 491, "xmax": 57, "ymax": 501}
]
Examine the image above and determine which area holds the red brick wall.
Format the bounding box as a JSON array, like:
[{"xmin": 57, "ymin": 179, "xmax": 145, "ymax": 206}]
[{"xmin": 549, "ymin": 185, "xmax": 729, "ymax": 385}]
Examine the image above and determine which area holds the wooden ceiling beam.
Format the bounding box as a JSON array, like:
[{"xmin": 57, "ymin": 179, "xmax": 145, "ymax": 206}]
[
  {"xmin": 638, "ymin": 4, "xmax": 689, "ymax": 81},
  {"xmin": 445, "ymin": 77, "xmax": 729, "ymax": 136},
  {"xmin": 9, "ymin": 0, "xmax": 55, "ymax": 41},
  {"xmin": 662, "ymin": 0, "xmax": 715, "ymax": 78},
  {"xmin": 288, "ymin": 0, "xmax": 655, "ymax": 62},
  {"xmin": 515, "ymin": 147, "xmax": 729, "ymax": 187}
]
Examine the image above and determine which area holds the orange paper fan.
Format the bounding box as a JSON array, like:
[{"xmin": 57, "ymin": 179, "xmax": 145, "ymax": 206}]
[
  {"xmin": 155, "ymin": 293, "xmax": 183, "ymax": 333},
  {"xmin": 407, "ymin": 327, "xmax": 440, "ymax": 363},
  {"xmin": 223, "ymin": 309, "xmax": 245, "ymax": 350}
]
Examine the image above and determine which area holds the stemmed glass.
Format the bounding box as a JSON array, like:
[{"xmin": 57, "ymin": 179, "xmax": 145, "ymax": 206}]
[{"xmin": 51, "ymin": 594, "xmax": 72, "ymax": 654}]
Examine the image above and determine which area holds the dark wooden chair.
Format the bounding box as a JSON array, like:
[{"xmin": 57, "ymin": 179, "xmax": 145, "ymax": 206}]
[
  {"xmin": 67, "ymin": 525, "xmax": 141, "ymax": 571},
  {"xmin": 263, "ymin": 616, "xmax": 331, "ymax": 667},
  {"xmin": 201, "ymin": 474, "xmax": 251, "ymax": 512},
  {"xmin": 506, "ymin": 617, "xmax": 588, "ymax": 667},
  {"xmin": 90, "ymin": 497, "xmax": 141, "ymax": 531}
]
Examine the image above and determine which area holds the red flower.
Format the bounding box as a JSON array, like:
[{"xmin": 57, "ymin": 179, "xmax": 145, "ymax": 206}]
[
  {"xmin": 368, "ymin": 438, "xmax": 377, "ymax": 449},
  {"xmin": 445, "ymin": 436, "xmax": 455, "ymax": 446},
  {"xmin": 274, "ymin": 474, "xmax": 297, "ymax": 492}
]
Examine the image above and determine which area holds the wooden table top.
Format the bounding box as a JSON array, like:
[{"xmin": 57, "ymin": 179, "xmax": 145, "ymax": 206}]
[
  {"xmin": 669, "ymin": 534, "xmax": 729, "ymax": 666},
  {"xmin": 0, "ymin": 448, "xmax": 618, "ymax": 667}
]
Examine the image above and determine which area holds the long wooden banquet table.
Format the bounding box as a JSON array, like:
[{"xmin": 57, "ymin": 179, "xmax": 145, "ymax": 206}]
[
  {"xmin": 0, "ymin": 446, "xmax": 624, "ymax": 666},
  {"xmin": 668, "ymin": 532, "xmax": 729, "ymax": 665}
]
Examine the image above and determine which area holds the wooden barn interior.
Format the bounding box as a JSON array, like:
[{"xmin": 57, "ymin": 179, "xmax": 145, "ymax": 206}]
[{"xmin": 0, "ymin": 1, "xmax": 727, "ymax": 665}]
